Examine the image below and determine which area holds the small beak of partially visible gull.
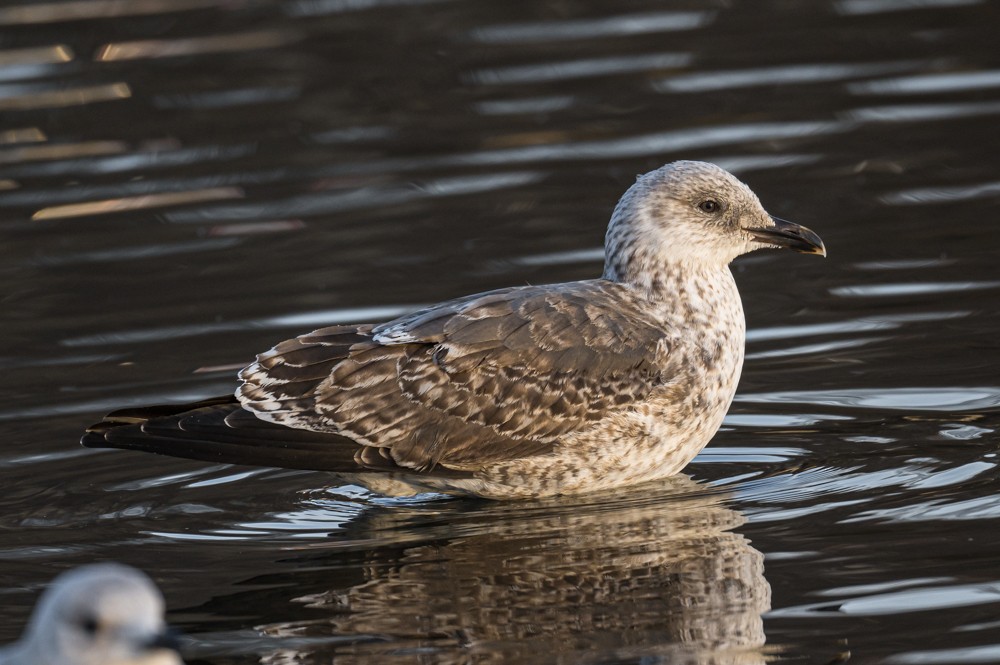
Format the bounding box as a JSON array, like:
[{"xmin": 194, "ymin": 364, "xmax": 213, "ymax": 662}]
[
  {"xmin": 143, "ymin": 628, "xmax": 183, "ymax": 653},
  {"xmin": 747, "ymin": 216, "xmax": 827, "ymax": 257}
]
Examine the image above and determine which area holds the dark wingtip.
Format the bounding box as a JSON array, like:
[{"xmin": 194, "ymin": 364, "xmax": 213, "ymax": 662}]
[
  {"xmin": 80, "ymin": 428, "xmax": 109, "ymax": 448},
  {"xmin": 80, "ymin": 395, "xmax": 239, "ymax": 449},
  {"xmin": 76, "ymin": 393, "xmax": 480, "ymax": 478}
]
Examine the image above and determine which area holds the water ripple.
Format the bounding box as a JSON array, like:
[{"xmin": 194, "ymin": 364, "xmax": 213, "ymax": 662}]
[
  {"xmin": 61, "ymin": 305, "xmax": 421, "ymax": 346},
  {"xmin": 96, "ymin": 29, "xmax": 302, "ymax": 61},
  {"xmin": 315, "ymin": 122, "xmax": 847, "ymax": 174},
  {"xmin": 0, "ymin": 45, "xmax": 73, "ymax": 81},
  {"xmin": 0, "ymin": 82, "xmax": 130, "ymax": 110},
  {"xmin": 770, "ymin": 581, "xmax": 1000, "ymax": 617},
  {"xmin": 287, "ymin": 0, "xmax": 456, "ymax": 17},
  {"xmin": 0, "ymin": 0, "xmax": 224, "ymax": 25},
  {"xmin": 747, "ymin": 311, "xmax": 967, "ymax": 343},
  {"xmin": 33, "ymin": 238, "xmax": 242, "ymax": 266},
  {"xmin": 657, "ymin": 61, "xmax": 933, "ymax": 93},
  {"xmin": 887, "ymin": 644, "xmax": 1000, "ymax": 665},
  {"xmin": 0, "ymin": 140, "xmax": 126, "ymax": 165},
  {"xmin": 467, "ymin": 52, "xmax": 692, "ymax": 85},
  {"xmin": 721, "ymin": 414, "xmax": 851, "ymax": 427},
  {"xmin": 848, "ymin": 99, "xmax": 1000, "ymax": 123},
  {"xmin": 0, "ymin": 384, "xmax": 234, "ymax": 422},
  {"xmin": 153, "ymin": 86, "xmax": 301, "ymax": 109},
  {"xmin": 745, "ymin": 336, "xmax": 885, "ymax": 360},
  {"xmin": 164, "ymin": 171, "xmax": 542, "ymax": 223},
  {"xmin": 881, "ymin": 182, "xmax": 1000, "ymax": 204},
  {"xmin": 0, "ymin": 127, "xmax": 45, "ymax": 143},
  {"xmin": 32, "ymin": 187, "xmax": 244, "ymax": 221},
  {"xmin": 835, "ymin": 0, "xmax": 983, "ymax": 14},
  {"xmin": 831, "ymin": 281, "xmax": 1000, "ymax": 296},
  {"xmin": 469, "ymin": 11, "xmax": 714, "ymax": 43},
  {"xmin": 736, "ymin": 387, "xmax": 1000, "ymax": 411},
  {"xmin": 474, "ymin": 95, "xmax": 576, "ymax": 115},
  {"xmin": 850, "ymin": 70, "xmax": 1000, "ymax": 95},
  {"xmin": 0, "ymin": 44, "xmax": 73, "ymax": 66},
  {"xmin": 0, "ymin": 142, "xmax": 257, "ymax": 179}
]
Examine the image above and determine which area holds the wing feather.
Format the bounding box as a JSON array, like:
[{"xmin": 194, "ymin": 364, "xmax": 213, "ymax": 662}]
[{"xmin": 236, "ymin": 280, "xmax": 671, "ymax": 473}]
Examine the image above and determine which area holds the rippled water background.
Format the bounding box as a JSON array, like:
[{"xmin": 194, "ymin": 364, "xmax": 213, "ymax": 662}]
[{"xmin": 2, "ymin": 0, "xmax": 1000, "ymax": 663}]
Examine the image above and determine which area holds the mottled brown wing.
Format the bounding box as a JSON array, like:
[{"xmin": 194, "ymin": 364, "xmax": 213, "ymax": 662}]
[{"xmin": 238, "ymin": 280, "xmax": 671, "ymax": 472}]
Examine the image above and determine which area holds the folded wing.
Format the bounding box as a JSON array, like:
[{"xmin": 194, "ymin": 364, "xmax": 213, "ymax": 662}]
[{"xmin": 237, "ymin": 280, "xmax": 672, "ymax": 473}]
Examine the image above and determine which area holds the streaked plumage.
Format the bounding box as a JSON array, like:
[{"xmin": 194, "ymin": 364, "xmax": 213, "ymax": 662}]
[{"xmin": 82, "ymin": 161, "xmax": 824, "ymax": 499}]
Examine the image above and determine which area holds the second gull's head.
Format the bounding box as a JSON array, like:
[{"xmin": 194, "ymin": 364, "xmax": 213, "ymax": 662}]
[{"xmin": 4, "ymin": 563, "xmax": 182, "ymax": 665}]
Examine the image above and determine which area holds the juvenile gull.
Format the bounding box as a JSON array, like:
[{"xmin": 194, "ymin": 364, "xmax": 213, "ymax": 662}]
[
  {"xmin": 0, "ymin": 563, "xmax": 181, "ymax": 665},
  {"xmin": 82, "ymin": 161, "xmax": 824, "ymax": 499}
]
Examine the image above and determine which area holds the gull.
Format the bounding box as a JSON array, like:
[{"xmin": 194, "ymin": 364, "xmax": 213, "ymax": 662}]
[
  {"xmin": 82, "ymin": 160, "xmax": 825, "ymax": 499},
  {"xmin": 0, "ymin": 563, "xmax": 181, "ymax": 665}
]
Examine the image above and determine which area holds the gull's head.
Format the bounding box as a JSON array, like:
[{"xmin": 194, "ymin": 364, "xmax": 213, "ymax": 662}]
[
  {"xmin": 604, "ymin": 160, "xmax": 825, "ymax": 279},
  {"xmin": 15, "ymin": 564, "xmax": 181, "ymax": 665}
]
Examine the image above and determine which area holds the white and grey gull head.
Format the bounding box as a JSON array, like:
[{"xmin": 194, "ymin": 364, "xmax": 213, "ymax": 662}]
[
  {"xmin": 0, "ymin": 563, "xmax": 182, "ymax": 665},
  {"xmin": 603, "ymin": 160, "xmax": 825, "ymax": 288}
]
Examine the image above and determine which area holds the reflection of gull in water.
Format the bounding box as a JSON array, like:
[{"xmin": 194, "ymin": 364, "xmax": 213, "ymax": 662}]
[
  {"xmin": 0, "ymin": 563, "xmax": 181, "ymax": 665},
  {"xmin": 200, "ymin": 476, "xmax": 770, "ymax": 664},
  {"xmin": 84, "ymin": 161, "xmax": 824, "ymax": 499}
]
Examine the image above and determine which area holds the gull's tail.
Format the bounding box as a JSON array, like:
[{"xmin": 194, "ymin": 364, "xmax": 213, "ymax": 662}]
[{"xmin": 80, "ymin": 395, "xmax": 369, "ymax": 472}]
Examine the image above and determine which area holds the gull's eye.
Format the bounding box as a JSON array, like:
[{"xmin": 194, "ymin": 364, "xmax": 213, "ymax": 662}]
[
  {"xmin": 79, "ymin": 615, "xmax": 100, "ymax": 637},
  {"xmin": 698, "ymin": 199, "xmax": 720, "ymax": 213}
]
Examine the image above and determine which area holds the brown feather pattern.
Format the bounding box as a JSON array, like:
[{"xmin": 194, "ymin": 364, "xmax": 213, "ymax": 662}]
[{"xmin": 236, "ymin": 280, "xmax": 671, "ymax": 473}]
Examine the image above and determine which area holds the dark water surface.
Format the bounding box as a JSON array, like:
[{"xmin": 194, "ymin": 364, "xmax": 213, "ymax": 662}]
[{"xmin": 2, "ymin": 1, "xmax": 1000, "ymax": 663}]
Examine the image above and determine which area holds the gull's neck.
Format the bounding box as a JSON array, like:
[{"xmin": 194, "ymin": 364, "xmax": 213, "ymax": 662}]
[
  {"xmin": 603, "ymin": 255, "xmax": 730, "ymax": 299},
  {"xmin": 602, "ymin": 229, "xmax": 744, "ymax": 337}
]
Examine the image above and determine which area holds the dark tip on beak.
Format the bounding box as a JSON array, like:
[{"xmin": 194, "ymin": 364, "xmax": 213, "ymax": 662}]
[
  {"xmin": 748, "ymin": 216, "xmax": 826, "ymax": 257},
  {"xmin": 144, "ymin": 628, "xmax": 182, "ymax": 652}
]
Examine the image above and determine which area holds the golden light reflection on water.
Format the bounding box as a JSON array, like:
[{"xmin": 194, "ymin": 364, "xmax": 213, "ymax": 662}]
[
  {"xmin": 0, "ymin": 83, "xmax": 130, "ymax": 111},
  {"xmin": 96, "ymin": 30, "xmax": 301, "ymax": 61},
  {"xmin": 0, "ymin": 140, "xmax": 127, "ymax": 165},
  {"xmin": 32, "ymin": 187, "xmax": 244, "ymax": 221},
  {"xmin": 205, "ymin": 220, "xmax": 308, "ymax": 236},
  {"xmin": 0, "ymin": 45, "xmax": 73, "ymax": 66},
  {"xmin": 0, "ymin": 0, "xmax": 225, "ymax": 25},
  {"xmin": 0, "ymin": 127, "xmax": 46, "ymax": 144}
]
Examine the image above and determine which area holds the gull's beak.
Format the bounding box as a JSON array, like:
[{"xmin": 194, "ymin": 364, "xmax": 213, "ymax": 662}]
[
  {"xmin": 143, "ymin": 628, "xmax": 182, "ymax": 652},
  {"xmin": 747, "ymin": 216, "xmax": 826, "ymax": 257}
]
